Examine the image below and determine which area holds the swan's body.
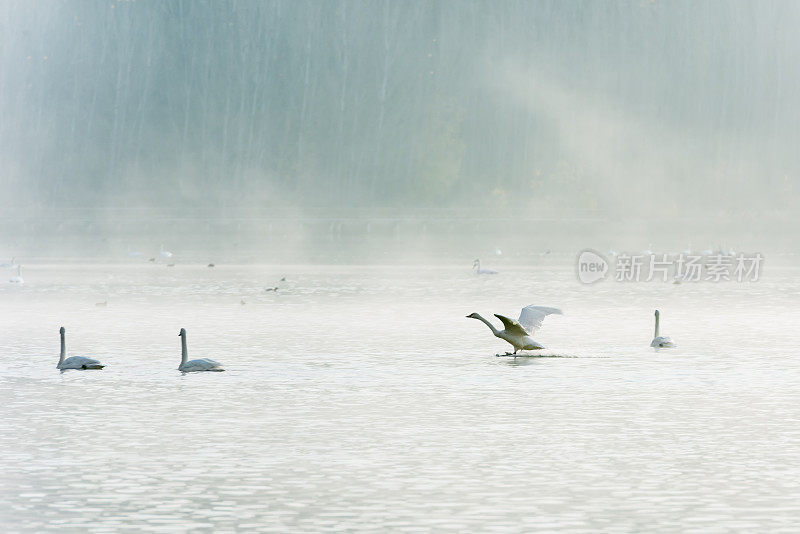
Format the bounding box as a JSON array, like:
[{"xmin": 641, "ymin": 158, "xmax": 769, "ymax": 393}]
[
  {"xmin": 57, "ymin": 327, "xmax": 104, "ymax": 370},
  {"xmin": 650, "ymin": 310, "xmax": 675, "ymax": 348},
  {"xmin": 717, "ymin": 246, "xmax": 735, "ymax": 256},
  {"xmin": 9, "ymin": 265, "xmax": 23, "ymax": 284},
  {"xmin": 467, "ymin": 305, "xmax": 562, "ymax": 354},
  {"xmin": 178, "ymin": 328, "xmax": 224, "ymax": 372},
  {"xmin": 473, "ymin": 259, "xmax": 498, "ymax": 275}
]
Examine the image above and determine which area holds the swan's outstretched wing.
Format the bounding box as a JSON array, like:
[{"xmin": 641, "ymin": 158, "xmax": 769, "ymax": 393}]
[
  {"xmin": 494, "ymin": 314, "xmax": 529, "ymax": 337},
  {"xmin": 518, "ymin": 305, "xmax": 563, "ymax": 334}
]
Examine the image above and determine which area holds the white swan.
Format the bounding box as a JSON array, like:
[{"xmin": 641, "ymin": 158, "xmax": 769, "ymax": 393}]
[
  {"xmin": 650, "ymin": 310, "xmax": 675, "ymax": 348},
  {"xmin": 473, "ymin": 259, "xmax": 498, "ymax": 275},
  {"xmin": 178, "ymin": 328, "xmax": 224, "ymax": 372},
  {"xmin": 160, "ymin": 244, "xmax": 173, "ymax": 259},
  {"xmin": 57, "ymin": 327, "xmax": 105, "ymax": 370},
  {"xmin": 467, "ymin": 305, "xmax": 562, "ymax": 354},
  {"xmin": 9, "ymin": 265, "xmax": 23, "ymax": 284}
]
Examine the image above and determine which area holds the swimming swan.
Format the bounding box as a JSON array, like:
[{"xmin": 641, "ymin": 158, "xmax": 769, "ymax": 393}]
[
  {"xmin": 650, "ymin": 310, "xmax": 675, "ymax": 348},
  {"xmin": 9, "ymin": 265, "xmax": 23, "ymax": 284},
  {"xmin": 467, "ymin": 305, "xmax": 563, "ymax": 354},
  {"xmin": 178, "ymin": 328, "xmax": 224, "ymax": 372},
  {"xmin": 57, "ymin": 327, "xmax": 105, "ymax": 370},
  {"xmin": 473, "ymin": 259, "xmax": 498, "ymax": 275}
]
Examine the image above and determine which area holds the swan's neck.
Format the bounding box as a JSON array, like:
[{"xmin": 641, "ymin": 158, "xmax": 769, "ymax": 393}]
[
  {"xmin": 654, "ymin": 314, "xmax": 660, "ymax": 338},
  {"xmin": 473, "ymin": 314, "xmax": 499, "ymax": 335},
  {"xmin": 59, "ymin": 332, "xmax": 66, "ymax": 365},
  {"xmin": 181, "ymin": 335, "xmax": 188, "ymax": 365}
]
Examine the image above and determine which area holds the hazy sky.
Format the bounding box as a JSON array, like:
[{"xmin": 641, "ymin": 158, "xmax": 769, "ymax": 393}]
[{"xmin": 1, "ymin": 1, "xmax": 798, "ymax": 222}]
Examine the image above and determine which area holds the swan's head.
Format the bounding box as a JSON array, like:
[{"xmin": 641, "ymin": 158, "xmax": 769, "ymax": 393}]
[
  {"xmin": 59, "ymin": 326, "xmax": 65, "ymax": 335},
  {"xmin": 179, "ymin": 328, "xmax": 186, "ymax": 337},
  {"xmin": 466, "ymin": 313, "xmax": 480, "ymax": 319},
  {"xmin": 655, "ymin": 309, "xmax": 660, "ymax": 318}
]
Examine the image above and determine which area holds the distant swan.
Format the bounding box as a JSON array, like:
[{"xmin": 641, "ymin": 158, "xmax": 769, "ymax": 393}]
[
  {"xmin": 473, "ymin": 259, "xmax": 498, "ymax": 275},
  {"xmin": 160, "ymin": 245, "xmax": 173, "ymax": 259},
  {"xmin": 467, "ymin": 305, "xmax": 562, "ymax": 354},
  {"xmin": 178, "ymin": 328, "xmax": 224, "ymax": 372},
  {"xmin": 650, "ymin": 310, "xmax": 675, "ymax": 348},
  {"xmin": 57, "ymin": 327, "xmax": 105, "ymax": 370},
  {"xmin": 9, "ymin": 265, "xmax": 23, "ymax": 284}
]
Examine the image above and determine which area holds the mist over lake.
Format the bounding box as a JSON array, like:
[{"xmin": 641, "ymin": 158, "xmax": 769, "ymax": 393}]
[{"xmin": 2, "ymin": 1, "xmax": 800, "ymax": 532}]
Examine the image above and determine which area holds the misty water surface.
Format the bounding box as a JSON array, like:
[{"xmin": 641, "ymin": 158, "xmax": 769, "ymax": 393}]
[{"xmin": 1, "ymin": 264, "xmax": 799, "ymax": 532}]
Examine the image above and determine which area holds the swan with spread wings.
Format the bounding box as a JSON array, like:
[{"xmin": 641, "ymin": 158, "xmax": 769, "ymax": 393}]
[{"xmin": 467, "ymin": 305, "xmax": 563, "ymax": 354}]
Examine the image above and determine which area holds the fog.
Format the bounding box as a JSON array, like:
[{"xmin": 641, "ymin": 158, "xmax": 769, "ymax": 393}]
[{"xmin": 2, "ymin": 1, "xmax": 799, "ymax": 261}]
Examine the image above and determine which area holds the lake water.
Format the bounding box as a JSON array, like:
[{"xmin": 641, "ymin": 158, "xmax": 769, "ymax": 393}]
[{"xmin": 2, "ymin": 263, "xmax": 800, "ymax": 532}]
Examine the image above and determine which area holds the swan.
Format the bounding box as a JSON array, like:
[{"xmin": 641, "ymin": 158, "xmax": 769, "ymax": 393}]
[
  {"xmin": 650, "ymin": 310, "xmax": 675, "ymax": 348},
  {"xmin": 467, "ymin": 305, "xmax": 563, "ymax": 354},
  {"xmin": 473, "ymin": 259, "xmax": 498, "ymax": 275},
  {"xmin": 9, "ymin": 265, "xmax": 23, "ymax": 284},
  {"xmin": 178, "ymin": 328, "xmax": 224, "ymax": 372},
  {"xmin": 57, "ymin": 327, "xmax": 104, "ymax": 370},
  {"xmin": 159, "ymin": 245, "xmax": 173, "ymax": 259}
]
